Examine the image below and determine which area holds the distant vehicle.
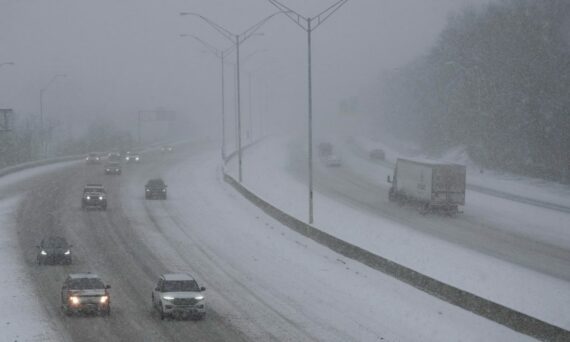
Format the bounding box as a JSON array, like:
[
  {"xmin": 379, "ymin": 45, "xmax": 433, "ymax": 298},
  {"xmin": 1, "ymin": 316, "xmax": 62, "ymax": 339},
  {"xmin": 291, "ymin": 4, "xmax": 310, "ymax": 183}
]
[
  {"xmin": 36, "ymin": 236, "xmax": 72, "ymax": 265},
  {"xmin": 145, "ymin": 178, "xmax": 167, "ymax": 200},
  {"xmin": 85, "ymin": 152, "xmax": 101, "ymax": 164},
  {"xmin": 107, "ymin": 152, "xmax": 122, "ymax": 163},
  {"xmin": 369, "ymin": 148, "xmax": 385, "ymax": 161},
  {"xmin": 104, "ymin": 162, "xmax": 122, "ymax": 175},
  {"xmin": 81, "ymin": 184, "xmax": 107, "ymax": 210},
  {"xmin": 125, "ymin": 152, "xmax": 141, "ymax": 163},
  {"xmin": 160, "ymin": 145, "xmax": 174, "ymax": 152},
  {"xmin": 61, "ymin": 273, "xmax": 111, "ymax": 316},
  {"xmin": 317, "ymin": 142, "xmax": 333, "ymax": 157},
  {"xmin": 387, "ymin": 158, "xmax": 466, "ymax": 214},
  {"xmin": 322, "ymin": 154, "xmax": 342, "ymax": 167},
  {"xmin": 152, "ymin": 273, "xmax": 206, "ymax": 320}
]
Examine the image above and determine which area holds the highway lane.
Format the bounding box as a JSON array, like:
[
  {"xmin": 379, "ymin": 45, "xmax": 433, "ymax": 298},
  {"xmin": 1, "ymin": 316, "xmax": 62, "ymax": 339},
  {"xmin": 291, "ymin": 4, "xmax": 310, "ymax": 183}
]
[
  {"xmin": 15, "ymin": 145, "xmax": 250, "ymax": 342},
  {"xmin": 287, "ymin": 142, "xmax": 570, "ymax": 283},
  {"xmin": 9, "ymin": 142, "xmax": 534, "ymax": 341}
]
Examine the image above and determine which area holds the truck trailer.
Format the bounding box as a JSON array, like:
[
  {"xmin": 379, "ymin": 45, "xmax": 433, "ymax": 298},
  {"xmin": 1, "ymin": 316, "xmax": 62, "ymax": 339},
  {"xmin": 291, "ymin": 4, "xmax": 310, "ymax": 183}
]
[{"xmin": 387, "ymin": 158, "xmax": 466, "ymax": 214}]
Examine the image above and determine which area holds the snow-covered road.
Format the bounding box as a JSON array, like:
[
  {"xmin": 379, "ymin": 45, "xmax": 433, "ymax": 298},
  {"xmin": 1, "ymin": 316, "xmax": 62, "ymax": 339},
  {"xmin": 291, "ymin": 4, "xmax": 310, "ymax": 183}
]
[
  {"xmin": 0, "ymin": 141, "xmax": 531, "ymax": 341},
  {"xmin": 225, "ymin": 136, "xmax": 570, "ymax": 333}
]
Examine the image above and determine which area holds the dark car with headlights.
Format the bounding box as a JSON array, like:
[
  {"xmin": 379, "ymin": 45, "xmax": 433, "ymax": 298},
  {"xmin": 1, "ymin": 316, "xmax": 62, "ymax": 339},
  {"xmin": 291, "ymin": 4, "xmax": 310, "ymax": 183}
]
[
  {"xmin": 37, "ymin": 236, "xmax": 72, "ymax": 265},
  {"xmin": 104, "ymin": 162, "xmax": 122, "ymax": 175},
  {"xmin": 145, "ymin": 178, "xmax": 167, "ymax": 199},
  {"xmin": 152, "ymin": 273, "xmax": 206, "ymax": 320},
  {"xmin": 81, "ymin": 184, "xmax": 107, "ymax": 210},
  {"xmin": 61, "ymin": 273, "xmax": 111, "ymax": 316}
]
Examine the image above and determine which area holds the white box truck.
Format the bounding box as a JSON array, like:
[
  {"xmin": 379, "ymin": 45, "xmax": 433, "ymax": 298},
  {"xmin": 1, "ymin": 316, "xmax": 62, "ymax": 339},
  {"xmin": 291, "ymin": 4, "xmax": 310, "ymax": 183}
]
[{"xmin": 387, "ymin": 158, "xmax": 466, "ymax": 214}]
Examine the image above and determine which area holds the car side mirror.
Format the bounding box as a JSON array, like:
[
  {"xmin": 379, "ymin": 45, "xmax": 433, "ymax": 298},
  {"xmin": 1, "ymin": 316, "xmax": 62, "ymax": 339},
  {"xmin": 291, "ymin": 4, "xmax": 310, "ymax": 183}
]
[
  {"xmin": 35, "ymin": 245, "xmax": 40, "ymax": 248},
  {"xmin": 387, "ymin": 175, "xmax": 392, "ymax": 184},
  {"xmin": 155, "ymin": 287, "xmax": 160, "ymax": 292},
  {"xmin": 200, "ymin": 286, "xmax": 206, "ymax": 292},
  {"xmin": 105, "ymin": 285, "xmax": 111, "ymax": 289}
]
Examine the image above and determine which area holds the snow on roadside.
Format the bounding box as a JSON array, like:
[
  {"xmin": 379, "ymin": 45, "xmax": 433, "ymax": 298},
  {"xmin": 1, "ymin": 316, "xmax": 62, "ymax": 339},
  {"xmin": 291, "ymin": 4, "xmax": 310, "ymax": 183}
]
[
  {"xmin": 0, "ymin": 162, "xmax": 76, "ymax": 342},
  {"xmin": 144, "ymin": 145, "xmax": 531, "ymax": 341},
  {"xmin": 225, "ymin": 136, "xmax": 570, "ymax": 331}
]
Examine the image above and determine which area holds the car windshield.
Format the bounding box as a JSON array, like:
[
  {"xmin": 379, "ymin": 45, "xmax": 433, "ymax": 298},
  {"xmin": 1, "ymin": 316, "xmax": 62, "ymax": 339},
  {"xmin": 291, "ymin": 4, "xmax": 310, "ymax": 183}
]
[
  {"xmin": 68, "ymin": 277, "xmax": 105, "ymax": 290},
  {"xmin": 43, "ymin": 237, "xmax": 68, "ymax": 248},
  {"xmin": 147, "ymin": 180, "xmax": 165, "ymax": 186},
  {"xmin": 84, "ymin": 188, "xmax": 103, "ymax": 193},
  {"xmin": 162, "ymin": 280, "xmax": 199, "ymax": 292}
]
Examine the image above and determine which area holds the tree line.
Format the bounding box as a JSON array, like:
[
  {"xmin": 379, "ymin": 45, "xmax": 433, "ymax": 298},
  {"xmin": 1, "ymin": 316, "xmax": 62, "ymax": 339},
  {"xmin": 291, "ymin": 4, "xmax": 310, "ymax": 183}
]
[{"xmin": 378, "ymin": 0, "xmax": 570, "ymax": 182}]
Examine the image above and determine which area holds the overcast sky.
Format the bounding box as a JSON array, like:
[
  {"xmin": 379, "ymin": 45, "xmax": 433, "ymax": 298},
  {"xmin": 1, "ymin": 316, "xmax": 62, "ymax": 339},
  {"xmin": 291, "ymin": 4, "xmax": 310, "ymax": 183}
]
[{"xmin": 0, "ymin": 0, "xmax": 493, "ymax": 141}]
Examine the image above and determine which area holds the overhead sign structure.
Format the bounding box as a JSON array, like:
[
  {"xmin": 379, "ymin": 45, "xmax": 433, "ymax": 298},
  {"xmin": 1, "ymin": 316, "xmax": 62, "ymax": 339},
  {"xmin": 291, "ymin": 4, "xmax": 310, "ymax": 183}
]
[
  {"xmin": 0, "ymin": 109, "xmax": 13, "ymax": 132},
  {"xmin": 137, "ymin": 109, "xmax": 177, "ymax": 145}
]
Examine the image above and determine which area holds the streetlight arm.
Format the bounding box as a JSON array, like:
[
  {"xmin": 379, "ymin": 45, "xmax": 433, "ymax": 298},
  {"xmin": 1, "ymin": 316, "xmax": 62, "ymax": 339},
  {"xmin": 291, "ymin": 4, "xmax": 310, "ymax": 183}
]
[
  {"xmin": 268, "ymin": 0, "xmax": 348, "ymax": 31},
  {"xmin": 190, "ymin": 35, "xmax": 224, "ymax": 58},
  {"xmin": 311, "ymin": 0, "xmax": 348, "ymax": 29},
  {"xmin": 180, "ymin": 12, "xmax": 235, "ymax": 43},
  {"xmin": 41, "ymin": 74, "xmax": 66, "ymax": 92},
  {"xmin": 268, "ymin": 0, "xmax": 307, "ymax": 31},
  {"xmin": 239, "ymin": 11, "xmax": 285, "ymax": 42}
]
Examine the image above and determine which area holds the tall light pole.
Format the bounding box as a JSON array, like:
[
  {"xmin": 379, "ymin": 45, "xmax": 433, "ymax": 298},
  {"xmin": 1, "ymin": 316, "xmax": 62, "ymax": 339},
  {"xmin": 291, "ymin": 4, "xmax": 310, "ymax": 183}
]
[
  {"xmin": 180, "ymin": 11, "xmax": 283, "ymax": 182},
  {"xmin": 180, "ymin": 34, "xmax": 234, "ymax": 160},
  {"xmin": 40, "ymin": 73, "xmax": 66, "ymax": 157},
  {"xmin": 268, "ymin": 0, "xmax": 348, "ymax": 224}
]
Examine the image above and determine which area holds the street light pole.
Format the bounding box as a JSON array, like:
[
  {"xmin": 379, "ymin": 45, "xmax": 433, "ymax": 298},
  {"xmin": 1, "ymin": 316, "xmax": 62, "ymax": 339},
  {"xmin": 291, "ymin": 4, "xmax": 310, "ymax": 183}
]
[
  {"xmin": 268, "ymin": 0, "xmax": 349, "ymax": 224},
  {"xmin": 180, "ymin": 34, "xmax": 234, "ymax": 160},
  {"xmin": 39, "ymin": 74, "xmax": 66, "ymax": 157},
  {"xmin": 180, "ymin": 11, "xmax": 283, "ymax": 182}
]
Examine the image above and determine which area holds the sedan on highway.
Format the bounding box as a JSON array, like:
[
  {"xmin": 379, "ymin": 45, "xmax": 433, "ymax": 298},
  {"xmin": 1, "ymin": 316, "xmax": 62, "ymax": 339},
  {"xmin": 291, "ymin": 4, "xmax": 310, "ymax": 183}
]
[
  {"xmin": 61, "ymin": 273, "xmax": 111, "ymax": 316},
  {"xmin": 152, "ymin": 273, "xmax": 206, "ymax": 320},
  {"xmin": 36, "ymin": 236, "xmax": 72, "ymax": 265}
]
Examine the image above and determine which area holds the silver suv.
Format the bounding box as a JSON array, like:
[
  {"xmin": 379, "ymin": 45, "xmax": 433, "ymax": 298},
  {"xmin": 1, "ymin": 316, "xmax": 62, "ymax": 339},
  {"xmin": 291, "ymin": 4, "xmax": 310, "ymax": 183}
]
[
  {"xmin": 152, "ymin": 273, "xmax": 206, "ymax": 320},
  {"xmin": 61, "ymin": 273, "xmax": 111, "ymax": 316}
]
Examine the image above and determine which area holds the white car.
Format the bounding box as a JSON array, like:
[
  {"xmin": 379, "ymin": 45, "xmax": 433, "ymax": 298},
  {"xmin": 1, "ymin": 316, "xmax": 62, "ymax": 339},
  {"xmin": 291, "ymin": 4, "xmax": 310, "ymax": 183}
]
[
  {"xmin": 323, "ymin": 154, "xmax": 342, "ymax": 167},
  {"xmin": 152, "ymin": 273, "xmax": 206, "ymax": 320}
]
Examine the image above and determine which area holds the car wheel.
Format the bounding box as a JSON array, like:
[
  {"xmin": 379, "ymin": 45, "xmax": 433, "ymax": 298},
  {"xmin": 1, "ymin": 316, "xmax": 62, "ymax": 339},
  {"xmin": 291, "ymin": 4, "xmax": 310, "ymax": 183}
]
[{"xmin": 159, "ymin": 302, "xmax": 165, "ymax": 320}]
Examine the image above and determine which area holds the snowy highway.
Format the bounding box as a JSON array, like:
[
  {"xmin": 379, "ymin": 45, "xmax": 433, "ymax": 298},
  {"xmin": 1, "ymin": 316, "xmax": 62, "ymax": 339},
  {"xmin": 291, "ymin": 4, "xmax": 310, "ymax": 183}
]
[
  {"xmin": 226, "ymin": 136, "xmax": 570, "ymax": 333},
  {"xmin": 0, "ymin": 141, "xmax": 530, "ymax": 341}
]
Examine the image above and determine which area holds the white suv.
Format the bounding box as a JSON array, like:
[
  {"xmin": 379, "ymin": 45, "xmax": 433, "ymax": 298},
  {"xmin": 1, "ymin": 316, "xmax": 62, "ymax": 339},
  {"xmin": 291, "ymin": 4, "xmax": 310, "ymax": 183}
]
[{"xmin": 152, "ymin": 273, "xmax": 206, "ymax": 320}]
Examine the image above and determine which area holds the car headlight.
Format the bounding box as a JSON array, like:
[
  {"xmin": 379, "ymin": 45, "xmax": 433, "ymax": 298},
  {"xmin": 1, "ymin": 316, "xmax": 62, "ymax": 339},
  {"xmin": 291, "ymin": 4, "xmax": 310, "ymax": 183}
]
[
  {"xmin": 146, "ymin": 189, "xmax": 150, "ymax": 192},
  {"xmin": 85, "ymin": 157, "xmax": 89, "ymax": 160},
  {"xmin": 135, "ymin": 157, "xmax": 139, "ymax": 161},
  {"xmin": 162, "ymin": 189, "xmax": 166, "ymax": 192},
  {"xmin": 69, "ymin": 296, "xmax": 80, "ymax": 305},
  {"xmin": 86, "ymin": 196, "xmax": 91, "ymax": 200},
  {"xmin": 162, "ymin": 296, "xmax": 174, "ymax": 301},
  {"xmin": 99, "ymin": 196, "xmax": 104, "ymax": 200},
  {"xmin": 40, "ymin": 250, "xmax": 47, "ymax": 255},
  {"xmin": 195, "ymin": 295, "xmax": 204, "ymax": 301},
  {"xmin": 64, "ymin": 250, "xmax": 71, "ymax": 255},
  {"xmin": 106, "ymin": 169, "xmax": 110, "ymax": 171},
  {"xmin": 100, "ymin": 295, "xmax": 109, "ymax": 304}
]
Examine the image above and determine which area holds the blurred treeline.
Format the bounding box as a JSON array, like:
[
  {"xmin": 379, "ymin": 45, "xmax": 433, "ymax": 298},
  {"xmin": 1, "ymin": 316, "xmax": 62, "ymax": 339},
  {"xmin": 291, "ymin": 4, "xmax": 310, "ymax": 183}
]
[
  {"xmin": 0, "ymin": 115, "xmax": 134, "ymax": 168},
  {"xmin": 379, "ymin": 0, "xmax": 570, "ymax": 182}
]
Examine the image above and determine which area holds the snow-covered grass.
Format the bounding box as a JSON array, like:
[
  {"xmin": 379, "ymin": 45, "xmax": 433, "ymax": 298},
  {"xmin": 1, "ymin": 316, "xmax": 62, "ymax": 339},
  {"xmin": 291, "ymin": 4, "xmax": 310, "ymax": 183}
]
[{"xmin": 225, "ymin": 136, "xmax": 570, "ymax": 331}]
